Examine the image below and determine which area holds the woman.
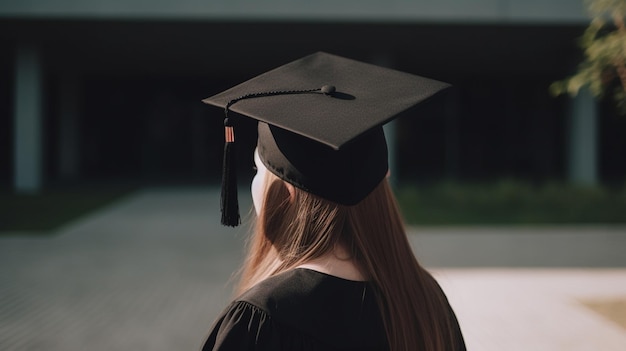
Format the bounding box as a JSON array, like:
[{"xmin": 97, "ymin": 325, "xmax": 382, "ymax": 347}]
[{"xmin": 202, "ymin": 52, "xmax": 466, "ymax": 351}]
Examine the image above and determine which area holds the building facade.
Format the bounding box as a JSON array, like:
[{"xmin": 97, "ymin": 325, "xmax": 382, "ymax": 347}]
[{"xmin": 2, "ymin": 0, "xmax": 624, "ymax": 192}]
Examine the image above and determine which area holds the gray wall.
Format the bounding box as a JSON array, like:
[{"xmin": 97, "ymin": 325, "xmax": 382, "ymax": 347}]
[{"xmin": 0, "ymin": 0, "xmax": 587, "ymax": 24}]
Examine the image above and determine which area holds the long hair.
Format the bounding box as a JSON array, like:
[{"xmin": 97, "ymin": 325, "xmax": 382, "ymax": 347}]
[{"xmin": 236, "ymin": 173, "xmax": 457, "ymax": 351}]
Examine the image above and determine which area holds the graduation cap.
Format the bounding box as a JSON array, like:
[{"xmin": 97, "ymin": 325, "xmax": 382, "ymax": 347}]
[{"xmin": 203, "ymin": 51, "xmax": 451, "ymax": 227}]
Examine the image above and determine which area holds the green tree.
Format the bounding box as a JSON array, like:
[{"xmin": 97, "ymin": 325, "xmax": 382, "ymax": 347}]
[{"xmin": 551, "ymin": 0, "xmax": 626, "ymax": 114}]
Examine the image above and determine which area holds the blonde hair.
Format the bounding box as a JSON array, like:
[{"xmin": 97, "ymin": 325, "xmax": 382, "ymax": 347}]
[{"xmin": 237, "ymin": 172, "xmax": 458, "ymax": 351}]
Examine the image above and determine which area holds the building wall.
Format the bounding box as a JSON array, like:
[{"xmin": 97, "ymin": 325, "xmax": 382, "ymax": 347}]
[
  {"xmin": 0, "ymin": 0, "xmax": 587, "ymax": 23},
  {"xmin": 3, "ymin": 1, "xmax": 624, "ymax": 189},
  {"xmin": 0, "ymin": 44, "xmax": 11, "ymax": 185}
]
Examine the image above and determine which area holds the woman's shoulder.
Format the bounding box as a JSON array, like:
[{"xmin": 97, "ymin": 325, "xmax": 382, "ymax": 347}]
[
  {"xmin": 203, "ymin": 269, "xmax": 387, "ymax": 350},
  {"xmin": 242, "ymin": 269, "xmax": 386, "ymax": 345},
  {"xmin": 238, "ymin": 268, "xmax": 370, "ymax": 314}
]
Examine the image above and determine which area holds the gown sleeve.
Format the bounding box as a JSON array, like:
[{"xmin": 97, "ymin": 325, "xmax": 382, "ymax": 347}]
[
  {"xmin": 201, "ymin": 300, "xmax": 319, "ymax": 351},
  {"xmin": 202, "ymin": 301, "xmax": 271, "ymax": 351}
]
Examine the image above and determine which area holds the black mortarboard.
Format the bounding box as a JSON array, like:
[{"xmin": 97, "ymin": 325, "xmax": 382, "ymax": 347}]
[{"xmin": 203, "ymin": 51, "xmax": 450, "ymax": 226}]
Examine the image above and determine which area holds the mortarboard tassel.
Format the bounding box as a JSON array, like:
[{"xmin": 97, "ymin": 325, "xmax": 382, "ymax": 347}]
[
  {"xmin": 221, "ymin": 117, "xmax": 240, "ymax": 227},
  {"xmin": 219, "ymin": 86, "xmax": 335, "ymax": 227}
]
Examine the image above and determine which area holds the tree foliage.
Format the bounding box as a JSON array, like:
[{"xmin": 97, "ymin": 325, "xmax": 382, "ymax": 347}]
[{"xmin": 551, "ymin": 0, "xmax": 626, "ymax": 114}]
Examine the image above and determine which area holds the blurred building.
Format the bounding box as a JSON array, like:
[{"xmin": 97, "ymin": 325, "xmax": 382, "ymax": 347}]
[{"xmin": 1, "ymin": 0, "xmax": 625, "ymax": 192}]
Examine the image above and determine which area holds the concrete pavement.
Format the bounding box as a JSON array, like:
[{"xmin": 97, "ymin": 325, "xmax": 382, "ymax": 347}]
[{"xmin": 1, "ymin": 187, "xmax": 625, "ymax": 350}]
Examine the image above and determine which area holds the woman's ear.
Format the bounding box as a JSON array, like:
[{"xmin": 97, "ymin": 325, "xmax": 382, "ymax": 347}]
[{"xmin": 285, "ymin": 182, "xmax": 296, "ymax": 202}]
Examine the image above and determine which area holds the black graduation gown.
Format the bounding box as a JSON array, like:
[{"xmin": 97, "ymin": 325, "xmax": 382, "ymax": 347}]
[{"xmin": 202, "ymin": 268, "xmax": 466, "ymax": 351}]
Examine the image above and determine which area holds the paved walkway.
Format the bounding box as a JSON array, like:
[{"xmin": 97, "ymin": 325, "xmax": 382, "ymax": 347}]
[{"xmin": 1, "ymin": 187, "xmax": 625, "ymax": 351}]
